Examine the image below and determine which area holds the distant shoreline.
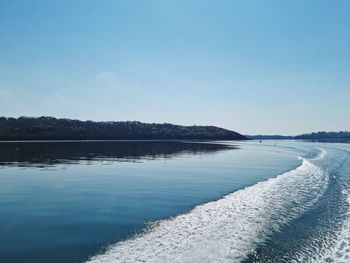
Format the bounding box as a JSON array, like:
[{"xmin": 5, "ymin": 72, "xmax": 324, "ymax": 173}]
[
  {"xmin": 0, "ymin": 139, "xmax": 228, "ymax": 143},
  {"xmin": 0, "ymin": 116, "xmax": 248, "ymax": 141},
  {"xmin": 248, "ymin": 132, "xmax": 350, "ymax": 142}
]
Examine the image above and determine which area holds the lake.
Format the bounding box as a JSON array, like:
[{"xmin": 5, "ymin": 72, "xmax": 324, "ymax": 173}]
[{"xmin": 0, "ymin": 140, "xmax": 349, "ymax": 262}]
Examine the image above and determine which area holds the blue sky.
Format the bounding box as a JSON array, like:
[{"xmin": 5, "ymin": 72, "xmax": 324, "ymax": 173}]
[{"xmin": 0, "ymin": 0, "xmax": 349, "ymax": 135}]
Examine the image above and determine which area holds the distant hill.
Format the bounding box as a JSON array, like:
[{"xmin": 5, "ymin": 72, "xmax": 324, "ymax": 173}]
[
  {"xmin": 294, "ymin": 131, "xmax": 350, "ymax": 142},
  {"xmin": 0, "ymin": 116, "xmax": 247, "ymax": 141},
  {"xmin": 247, "ymin": 135, "xmax": 294, "ymax": 140},
  {"xmin": 248, "ymin": 131, "xmax": 350, "ymax": 142}
]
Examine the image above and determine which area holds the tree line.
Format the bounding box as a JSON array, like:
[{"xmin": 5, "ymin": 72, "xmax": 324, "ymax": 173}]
[{"xmin": 0, "ymin": 116, "xmax": 247, "ymax": 141}]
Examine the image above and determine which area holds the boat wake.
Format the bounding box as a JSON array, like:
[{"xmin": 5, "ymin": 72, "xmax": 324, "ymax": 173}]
[{"xmin": 87, "ymin": 151, "xmax": 329, "ymax": 263}]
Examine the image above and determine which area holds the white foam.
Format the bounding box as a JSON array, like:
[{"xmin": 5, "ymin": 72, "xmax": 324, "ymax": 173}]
[
  {"xmin": 297, "ymin": 147, "xmax": 350, "ymax": 263},
  {"xmin": 87, "ymin": 158, "xmax": 328, "ymax": 263},
  {"xmin": 313, "ymin": 147, "xmax": 327, "ymax": 161},
  {"xmin": 309, "ymin": 188, "xmax": 350, "ymax": 263}
]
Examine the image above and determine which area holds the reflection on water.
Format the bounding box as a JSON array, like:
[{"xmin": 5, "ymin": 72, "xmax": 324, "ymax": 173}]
[
  {"xmin": 0, "ymin": 140, "xmax": 299, "ymax": 263},
  {"xmin": 0, "ymin": 141, "xmax": 235, "ymax": 168}
]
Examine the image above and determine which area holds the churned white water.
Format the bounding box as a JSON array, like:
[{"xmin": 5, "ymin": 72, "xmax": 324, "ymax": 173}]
[
  {"xmin": 309, "ymin": 147, "xmax": 350, "ymax": 263},
  {"xmin": 312, "ymin": 192, "xmax": 350, "ymax": 263},
  {"xmin": 87, "ymin": 154, "xmax": 328, "ymax": 263}
]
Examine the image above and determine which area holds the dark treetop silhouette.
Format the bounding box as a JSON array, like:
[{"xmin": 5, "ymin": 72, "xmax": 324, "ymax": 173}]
[
  {"xmin": 294, "ymin": 131, "xmax": 350, "ymax": 142},
  {"xmin": 0, "ymin": 116, "xmax": 247, "ymax": 141}
]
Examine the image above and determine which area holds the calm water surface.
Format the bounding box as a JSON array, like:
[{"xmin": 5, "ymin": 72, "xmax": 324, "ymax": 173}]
[{"xmin": 0, "ymin": 141, "xmax": 299, "ymax": 263}]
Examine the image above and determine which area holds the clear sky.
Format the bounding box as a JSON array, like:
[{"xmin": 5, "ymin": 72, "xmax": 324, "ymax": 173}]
[{"xmin": 0, "ymin": 0, "xmax": 349, "ymax": 135}]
